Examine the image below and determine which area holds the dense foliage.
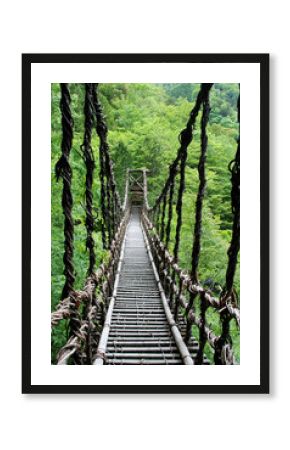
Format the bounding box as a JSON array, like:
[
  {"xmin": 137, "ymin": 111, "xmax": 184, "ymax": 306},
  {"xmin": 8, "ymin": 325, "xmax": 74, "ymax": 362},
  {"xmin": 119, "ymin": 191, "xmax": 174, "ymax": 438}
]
[{"xmin": 51, "ymin": 83, "xmax": 240, "ymax": 363}]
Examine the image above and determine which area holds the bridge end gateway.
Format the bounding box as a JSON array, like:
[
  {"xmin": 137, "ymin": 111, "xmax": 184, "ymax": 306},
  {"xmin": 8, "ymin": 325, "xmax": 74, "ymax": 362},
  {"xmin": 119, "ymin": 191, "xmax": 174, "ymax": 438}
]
[{"xmin": 127, "ymin": 169, "xmax": 150, "ymax": 210}]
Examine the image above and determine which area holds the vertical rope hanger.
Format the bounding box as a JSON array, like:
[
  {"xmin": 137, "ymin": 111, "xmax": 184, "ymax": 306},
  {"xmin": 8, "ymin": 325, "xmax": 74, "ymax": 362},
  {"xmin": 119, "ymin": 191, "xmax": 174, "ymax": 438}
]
[
  {"xmin": 173, "ymin": 138, "xmax": 187, "ymax": 262},
  {"xmin": 81, "ymin": 83, "xmax": 96, "ymax": 275},
  {"xmin": 105, "ymin": 168, "xmax": 113, "ymax": 244},
  {"xmin": 55, "ymin": 83, "xmax": 75, "ymax": 299},
  {"xmin": 160, "ymin": 191, "xmax": 167, "ymax": 242},
  {"xmin": 92, "ymin": 84, "xmax": 108, "ymax": 249},
  {"xmin": 190, "ymin": 85, "xmax": 211, "ymax": 284},
  {"xmin": 225, "ymin": 94, "xmax": 240, "ymax": 294},
  {"xmin": 55, "ymin": 84, "xmax": 83, "ymax": 364},
  {"xmin": 165, "ymin": 176, "xmax": 175, "ymax": 248},
  {"xmin": 214, "ymin": 93, "xmax": 240, "ymax": 365},
  {"xmin": 192, "ymin": 88, "xmax": 211, "ymax": 362}
]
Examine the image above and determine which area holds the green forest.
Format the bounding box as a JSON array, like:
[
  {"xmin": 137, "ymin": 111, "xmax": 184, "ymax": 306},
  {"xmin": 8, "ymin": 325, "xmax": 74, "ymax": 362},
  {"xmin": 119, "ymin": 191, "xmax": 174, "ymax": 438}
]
[{"xmin": 51, "ymin": 83, "xmax": 240, "ymax": 363}]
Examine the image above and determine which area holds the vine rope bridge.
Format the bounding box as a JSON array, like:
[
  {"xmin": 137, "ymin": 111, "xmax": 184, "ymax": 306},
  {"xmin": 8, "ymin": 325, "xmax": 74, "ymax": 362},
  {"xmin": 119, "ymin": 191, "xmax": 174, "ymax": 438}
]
[{"xmin": 52, "ymin": 83, "xmax": 240, "ymax": 365}]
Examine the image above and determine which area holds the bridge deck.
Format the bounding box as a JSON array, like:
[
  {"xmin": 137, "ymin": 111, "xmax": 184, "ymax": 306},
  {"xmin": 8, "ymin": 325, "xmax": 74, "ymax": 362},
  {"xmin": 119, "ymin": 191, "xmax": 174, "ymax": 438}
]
[{"xmin": 105, "ymin": 207, "xmax": 203, "ymax": 365}]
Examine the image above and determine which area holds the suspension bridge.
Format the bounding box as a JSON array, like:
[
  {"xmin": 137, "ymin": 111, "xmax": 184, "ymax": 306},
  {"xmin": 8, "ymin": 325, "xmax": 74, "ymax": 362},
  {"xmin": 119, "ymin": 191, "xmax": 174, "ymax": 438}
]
[{"xmin": 52, "ymin": 83, "xmax": 240, "ymax": 365}]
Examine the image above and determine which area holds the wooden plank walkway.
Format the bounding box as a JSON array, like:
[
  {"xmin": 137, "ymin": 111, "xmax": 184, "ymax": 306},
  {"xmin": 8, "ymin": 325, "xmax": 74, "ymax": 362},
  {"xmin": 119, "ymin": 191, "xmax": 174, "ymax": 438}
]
[{"xmin": 95, "ymin": 206, "xmax": 206, "ymax": 365}]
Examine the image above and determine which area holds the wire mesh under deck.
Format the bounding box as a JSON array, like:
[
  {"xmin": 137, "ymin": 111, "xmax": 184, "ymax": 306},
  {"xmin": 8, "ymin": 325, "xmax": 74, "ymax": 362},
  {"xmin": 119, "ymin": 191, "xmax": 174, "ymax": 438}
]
[{"xmin": 106, "ymin": 207, "xmax": 206, "ymax": 365}]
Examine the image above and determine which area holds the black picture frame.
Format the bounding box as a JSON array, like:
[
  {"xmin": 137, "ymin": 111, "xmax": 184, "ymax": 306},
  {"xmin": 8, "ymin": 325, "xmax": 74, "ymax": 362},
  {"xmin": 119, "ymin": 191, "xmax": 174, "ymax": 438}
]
[{"xmin": 22, "ymin": 53, "xmax": 269, "ymax": 394}]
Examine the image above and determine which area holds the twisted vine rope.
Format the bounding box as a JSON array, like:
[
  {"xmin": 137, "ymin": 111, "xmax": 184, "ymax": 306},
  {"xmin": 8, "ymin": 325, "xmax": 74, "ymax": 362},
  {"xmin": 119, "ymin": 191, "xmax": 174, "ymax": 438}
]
[
  {"xmin": 55, "ymin": 84, "xmax": 75, "ymax": 299},
  {"xmin": 191, "ymin": 85, "xmax": 211, "ymax": 284},
  {"xmin": 82, "ymin": 83, "xmax": 96, "ymax": 275},
  {"xmin": 185, "ymin": 85, "xmax": 211, "ymax": 345},
  {"xmin": 214, "ymin": 94, "xmax": 240, "ymax": 365}
]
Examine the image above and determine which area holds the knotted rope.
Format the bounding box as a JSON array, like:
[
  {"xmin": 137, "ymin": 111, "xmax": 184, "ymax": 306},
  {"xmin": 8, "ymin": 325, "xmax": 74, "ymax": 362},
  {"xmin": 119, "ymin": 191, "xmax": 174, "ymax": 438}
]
[
  {"xmin": 55, "ymin": 83, "xmax": 75, "ymax": 299},
  {"xmin": 82, "ymin": 83, "xmax": 96, "ymax": 275}
]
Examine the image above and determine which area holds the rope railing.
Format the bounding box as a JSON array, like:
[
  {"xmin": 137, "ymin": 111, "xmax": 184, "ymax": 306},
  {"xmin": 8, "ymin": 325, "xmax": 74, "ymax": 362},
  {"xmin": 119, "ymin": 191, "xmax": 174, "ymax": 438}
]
[
  {"xmin": 142, "ymin": 83, "xmax": 240, "ymax": 365},
  {"xmin": 141, "ymin": 214, "xmax": 240, "ymax": 324}
]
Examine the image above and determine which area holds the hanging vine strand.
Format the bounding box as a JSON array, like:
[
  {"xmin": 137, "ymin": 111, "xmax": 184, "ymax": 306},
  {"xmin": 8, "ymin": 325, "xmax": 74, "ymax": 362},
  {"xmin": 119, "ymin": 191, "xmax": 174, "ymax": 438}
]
[
  {"xmin": 190, "ymin": 86, "xmax": 211, "ymax": 284},
  {"xmin": 214, "ymin": 93, "xmax": 240, "ymax": 365},
  {"xmin": 55, "ymin": 83, "xmax": 75, "ymax": 299},
  {"xmin": 81, "ymin": 83, "xmax": 96, "ymax": 275}
]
